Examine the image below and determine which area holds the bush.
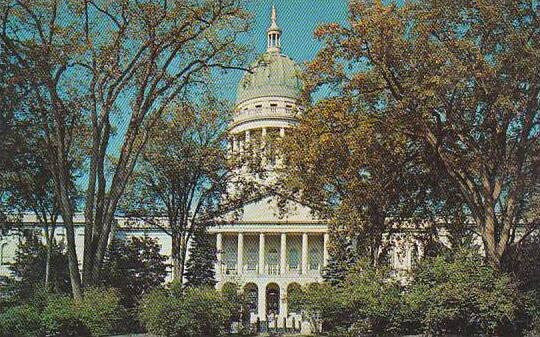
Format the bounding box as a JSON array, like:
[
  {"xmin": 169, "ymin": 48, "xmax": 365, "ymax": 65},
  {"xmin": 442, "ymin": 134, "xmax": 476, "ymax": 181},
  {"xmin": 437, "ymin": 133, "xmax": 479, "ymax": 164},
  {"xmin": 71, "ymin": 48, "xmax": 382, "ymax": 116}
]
[
  {"xmin": 140, "ymin": 285, "xmax": 233, "ymax": 337},
  {"xmin": 340, "ymin": 262, "xmax": 405, "ymax": 335},
  {"xmin": 405, "ymin": 250, "xmax": 522, "ymax": 336},
  {"xmin": 0, "ymin": 304, "xmax": 45, "ymax": 337},
  {"xmin": 300, "ymin": 282, "xmax": 348, "ymax": 335},
  {"xmin": 296, "ymin": 261, "xmax": 405, "ymax": 336},
  {"xmin": 42, "ymin": 288, "xmax": 124, "ymax": 337}
]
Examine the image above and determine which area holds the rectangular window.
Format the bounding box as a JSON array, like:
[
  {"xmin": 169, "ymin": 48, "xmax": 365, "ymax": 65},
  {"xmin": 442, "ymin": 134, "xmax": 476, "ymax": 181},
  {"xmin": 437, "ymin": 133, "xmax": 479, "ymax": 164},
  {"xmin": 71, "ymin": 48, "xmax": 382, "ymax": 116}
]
[{"xmin": 255, "ymin": 104, "xmax": 262, "ymax": 108}]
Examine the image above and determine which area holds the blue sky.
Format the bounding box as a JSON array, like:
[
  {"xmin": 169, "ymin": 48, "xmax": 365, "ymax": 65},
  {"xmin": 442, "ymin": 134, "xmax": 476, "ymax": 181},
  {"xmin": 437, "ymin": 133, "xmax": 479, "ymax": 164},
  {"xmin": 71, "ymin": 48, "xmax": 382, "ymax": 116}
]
[
  {"xmin": 216, "ymin": 0, "xmax": 349, "ymax": 101},
  {"xmin": 77, "ymin": 1, "xmax": 349, "ymax": 190}
]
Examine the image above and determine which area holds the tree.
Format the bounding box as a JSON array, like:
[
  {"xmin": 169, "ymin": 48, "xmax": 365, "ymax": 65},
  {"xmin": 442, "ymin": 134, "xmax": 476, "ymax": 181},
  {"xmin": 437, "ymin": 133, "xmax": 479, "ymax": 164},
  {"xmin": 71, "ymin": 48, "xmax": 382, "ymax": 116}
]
[
  {"xmin": 279, "ymin": 97, "xmax": 432, "ymax": 266},
  {"xmin": 322, "ymin": 232, "xmax": 357, "ymax": 285},
  {"xmin": 0, "ymin": 0, "xmax": 250, "ymax": 299},
  {"xmin": 0, "ymin": 43, "xmax": 30, "ymax": 235},
  {"xmin": 9, "ymin": 231, "xmax": 71, "ymax": 299},
  {"xmin": 405, "ymin": 250, "xmax": 523, "ymax": 335},
  {"xmin": 121, "ymin": 97, "xmax": 237, "ymax": 282},
  {"xmin": 100, "ymin": 236, "xmax": 168, "ymax": 310},
  {"xmin": 304, "ymin": 0, "xmax": 540, "ymax": 269},
  {"xmin": 184, "ymin": 227, "xmax": 217, "ymax": 288}
]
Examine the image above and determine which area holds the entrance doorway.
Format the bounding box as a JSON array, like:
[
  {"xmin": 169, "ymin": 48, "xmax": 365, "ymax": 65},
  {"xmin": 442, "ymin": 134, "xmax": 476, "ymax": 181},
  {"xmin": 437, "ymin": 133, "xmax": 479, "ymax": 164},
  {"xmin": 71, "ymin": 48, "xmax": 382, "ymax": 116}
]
[
  {"xmin": 244, "ymin": 283, "xmax": 258, "ymax": 315},
  {"xmin": 266, "ymin": 283, "xmax": 280, "ymax": 316}
]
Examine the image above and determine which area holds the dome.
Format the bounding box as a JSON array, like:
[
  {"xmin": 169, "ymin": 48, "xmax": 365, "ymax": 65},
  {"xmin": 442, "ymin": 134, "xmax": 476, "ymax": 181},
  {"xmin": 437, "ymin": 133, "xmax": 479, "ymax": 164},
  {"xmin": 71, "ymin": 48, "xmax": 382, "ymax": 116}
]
[{"xmin": 236, "ymin": 52, "xmax": 302, "ymax": 104}]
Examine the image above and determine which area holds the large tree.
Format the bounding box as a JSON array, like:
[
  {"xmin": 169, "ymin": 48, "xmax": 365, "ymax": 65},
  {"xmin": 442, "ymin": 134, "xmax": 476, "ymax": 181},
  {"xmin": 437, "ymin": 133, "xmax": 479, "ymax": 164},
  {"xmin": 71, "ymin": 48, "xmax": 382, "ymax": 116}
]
[
  {"xmin": 121, "ymin": 98, "xmax": 236, "ymax": 282},
  {"xmin": 304, "ymin": 0, "xmax": 540, "ymax": 269},
  {"xmin": 0, "ymin": 0, "xmax": 250, "ymax": 299},
  {"xmin": 279, "ymin": 97, "xmax": 432, "ymax": 266}
]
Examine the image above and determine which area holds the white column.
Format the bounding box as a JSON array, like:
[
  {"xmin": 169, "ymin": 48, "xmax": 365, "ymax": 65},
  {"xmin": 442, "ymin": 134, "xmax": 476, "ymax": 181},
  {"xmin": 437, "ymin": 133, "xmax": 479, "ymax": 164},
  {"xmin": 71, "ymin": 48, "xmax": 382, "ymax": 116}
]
[
  {"xmin": 259, "ymin": 233, "xmax": 265, "ymax": 274},
  {"xmin": 280, "ymin": 233, "xmax": 287, "ymax": 275},
  {"xmin": 279, "ymin": 285, "xmax": 288, "ymax": 322},
  {"xmin": 261, "ymin": 128, "xmax": 267, "ymax": 149},
  {"xmin": 323, "ymin": 233, "xmax": 330, "ymax": 267},
  {"xmin": 258, "ymin": 283, "xmax": 266, "ymax": 320},
  {"xmin": 237, "ymin": 233, "xmax": 244, "ymax": 274},
  {"xmin": 279, "ymin": 127, "xmax": 285, "ymax": 137},
  {"xmin": 239, "ymin": 139, "xmax": 244, "ymax": 153},
  {"xmin": 301, "ymin": 233, "xmax": 309, "ymax": 274},
  {"xmin": 245, "ymin": 130, "xmax": 250, "ymax": 143},
  {"xmin": 216, "ymin": 233, "xmax": 223, "ymax": 275},
  {"xmin": 233, "ymin": 136, "xmax": 238, "ymax": 152}
]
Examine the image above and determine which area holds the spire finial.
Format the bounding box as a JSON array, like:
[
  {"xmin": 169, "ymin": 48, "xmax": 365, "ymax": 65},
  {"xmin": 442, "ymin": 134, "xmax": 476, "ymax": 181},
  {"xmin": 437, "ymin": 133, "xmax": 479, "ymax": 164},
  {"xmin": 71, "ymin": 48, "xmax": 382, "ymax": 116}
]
[{"xmin": 267, "ymin": 4, "xmax": 281, "ymax": 53}]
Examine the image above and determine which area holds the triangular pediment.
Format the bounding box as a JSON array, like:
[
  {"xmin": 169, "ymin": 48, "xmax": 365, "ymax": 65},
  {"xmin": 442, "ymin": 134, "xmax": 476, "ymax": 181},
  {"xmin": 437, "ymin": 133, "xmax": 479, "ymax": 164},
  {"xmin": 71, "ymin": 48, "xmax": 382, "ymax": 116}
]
[{"xmin": 219, "ymin": 195, "xmax": 320, "ymax": 224}]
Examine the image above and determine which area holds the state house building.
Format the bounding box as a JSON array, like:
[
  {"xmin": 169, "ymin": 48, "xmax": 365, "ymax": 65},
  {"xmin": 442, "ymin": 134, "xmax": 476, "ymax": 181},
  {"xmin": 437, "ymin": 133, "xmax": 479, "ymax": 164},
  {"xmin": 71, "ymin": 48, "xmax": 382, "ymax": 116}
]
[{"xmin": 0, "ymin": 6, "xmax": 424, "ymax": 331}]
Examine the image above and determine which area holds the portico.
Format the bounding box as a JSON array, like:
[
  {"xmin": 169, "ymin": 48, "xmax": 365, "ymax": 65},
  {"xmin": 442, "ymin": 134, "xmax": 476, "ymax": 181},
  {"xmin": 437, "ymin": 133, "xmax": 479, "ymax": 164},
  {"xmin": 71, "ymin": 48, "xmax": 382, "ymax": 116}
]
[
  {"xmin": 210, "ymin": 223, "xmax": 328, "ymax": 324},
  {"xmin": 214, "ymin": 231, "xmax": 329, "ymax": 276}
]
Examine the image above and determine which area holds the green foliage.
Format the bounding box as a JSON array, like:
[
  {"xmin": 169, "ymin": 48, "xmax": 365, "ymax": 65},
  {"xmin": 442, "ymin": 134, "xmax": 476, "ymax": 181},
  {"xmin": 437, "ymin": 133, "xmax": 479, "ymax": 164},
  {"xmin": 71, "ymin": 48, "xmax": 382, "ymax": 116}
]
[
  {"xmin": 300, "ymin": 282, "xmax": 348, "ymax": 334},
  {"xmin": 286, "ymin": 283, "xmax": 303, "ymax": 314},
  {"xmin": 341, "ymin": 262, "xmax": 404, "ymax": 335},
  {"xmin": 322, "ymin": 234, "xmax": 357, "ymax": 285},
  {"xmin": 405, "ymin": 250, "xmax": 522, "ymax": 335},
  {"xmin": 9, "ymin": 231, "xmax": 70, "ymax": 298},
  {"xmin": 297, "ymin": 262, "xmax": 406, "ymax": 335},
  {"xmin": 296, "ymin": 254, "xmax": 528, "ymax": 336},
  {"xmin": 140, "ymin": 285, "xmax": 233, "ymax": 337},
  {"xmin": 0, "ymin": 304, "xmax": 45, "ymax": 337},
  {"xmin": 184, "ymin": 228, "xmax": 216, "ymax": 288},
  {"xmin": 100, "ymin": 236, "xmax": 168, "ymax": 309},
  {"xmin": 41, "ymin": 288, "xmax": 124, "ymax": 337}
]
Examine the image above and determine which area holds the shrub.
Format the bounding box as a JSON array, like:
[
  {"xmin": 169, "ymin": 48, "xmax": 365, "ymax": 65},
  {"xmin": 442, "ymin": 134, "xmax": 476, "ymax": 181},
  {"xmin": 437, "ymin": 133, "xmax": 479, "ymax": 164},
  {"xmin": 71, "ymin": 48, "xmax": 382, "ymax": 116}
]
[
  {"xmin": 0, "ymin": 304, "xmax": 45, "ymax": 337},
  {"xmin": 42, "ymin": 288, "xmax": 124, "ymax": 337},
  {"xmin": 296, "ymin": 282, "xmax": 348, "ymax": 335},
  {"xmin": 340, "ymin": 261, "xmax": 405, "ymax": 335},
  {"xmin": 140, "ymin": 285, "xmax": 233, "ymax": 337},
  {"xmin": 405, "ymin": 250, "xmax": 522, "ymax": 336}
]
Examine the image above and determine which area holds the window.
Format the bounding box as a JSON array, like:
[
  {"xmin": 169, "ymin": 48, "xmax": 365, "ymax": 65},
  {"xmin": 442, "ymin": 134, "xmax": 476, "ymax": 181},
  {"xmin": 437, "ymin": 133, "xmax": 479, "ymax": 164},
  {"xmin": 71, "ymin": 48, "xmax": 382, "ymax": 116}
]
[
  {"xmin": 270, "ymin": 103, "xmax": 277, "ymax": 107},
  {"xmin": 0, "ymin": 243, "xmax": 6, "ymax": 265},
  {"xmin": 288, "ymin": 248, "xmax": 300, "ymax": 269},
  {"xmin": 285, "ymin": 104, "xmax": 292, "ymax": 108},
  {"xmin": 268, "ymin": 248, "xmax": 278, "ymax": 265},
  {"xmin": 255, "ymin": 104, "xmax": 262, "ymax": 108}
]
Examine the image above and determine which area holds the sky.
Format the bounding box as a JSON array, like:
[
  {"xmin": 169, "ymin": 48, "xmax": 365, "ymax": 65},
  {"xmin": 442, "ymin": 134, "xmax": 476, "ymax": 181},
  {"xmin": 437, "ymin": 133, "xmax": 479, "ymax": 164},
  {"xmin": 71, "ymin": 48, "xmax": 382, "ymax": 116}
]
[
  {"xmin": 215, "ymin": 0, "xmax": 349, "ymax": 101},
  {"xmin": 77, "ymin": 0, "xmax": 350, "ymax": 190}
]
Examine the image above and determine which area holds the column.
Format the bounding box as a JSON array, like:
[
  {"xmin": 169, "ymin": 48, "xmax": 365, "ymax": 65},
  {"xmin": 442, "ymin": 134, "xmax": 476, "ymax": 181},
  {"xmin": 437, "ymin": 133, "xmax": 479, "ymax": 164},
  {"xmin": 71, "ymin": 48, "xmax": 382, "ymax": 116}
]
[
  {"xmin": 245, "ymin": 130, "xmax": 250, "ymax": 143},
  {"xmin": 216, "ymin": 233, "xmax": 223, "ymax": 275},
  {"xmin": 233, "ymin": 136, "xmax": 238, "ymax": 152},
  {"xmin": 258, "ymin": 233, "xmax": 265, "ymax": 274},
  {"xmin": 279, "ymin": 127, "xmax": 285, "ymax": 137},
  {"xmin": 323, "ymin": 233, "xmax": 330, "ymax": 267},
  {"xmin": 280, "ymin": 233, "xmax": 287, "ymax": 275},
  {"xmin": 258, "ymin": 283, "xmax": 266, "ymax": 320},
  {"xmin": 279, "ymin": 285, "xmax": 288, "ymax": 322},
  {"xmin": 261, "ymin": 128, "xmax": 267, "ymax": 149},
  {"xmin": 406, "ymin": 243, "xmax": 413, "ymax": 270},
  {"xmin": 237, "ymin": 233, "xmax": 244, "ymax": 274},
  {"xmin": 301, "ymin": 233, "xmax": 309, "ymax": 274}
]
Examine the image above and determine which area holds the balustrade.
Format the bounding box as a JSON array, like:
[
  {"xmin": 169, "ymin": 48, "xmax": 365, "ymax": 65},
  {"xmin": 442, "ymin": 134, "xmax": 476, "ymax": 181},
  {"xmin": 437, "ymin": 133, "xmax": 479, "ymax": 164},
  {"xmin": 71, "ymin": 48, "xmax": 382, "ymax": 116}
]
[{"xmin": 216, "ymin": 232, "xmax": 328, "ymax": 277}]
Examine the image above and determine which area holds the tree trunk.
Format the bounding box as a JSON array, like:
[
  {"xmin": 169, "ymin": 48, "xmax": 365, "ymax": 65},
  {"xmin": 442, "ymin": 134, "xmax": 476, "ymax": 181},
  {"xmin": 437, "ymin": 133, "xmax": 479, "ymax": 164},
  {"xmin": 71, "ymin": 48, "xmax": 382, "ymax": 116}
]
[
  {"xmin": 172, "ymin": 235, "xmax": 182, "ymax": 283},
  {"xmin": 45, "ymin": 238, "xmax": 52, "ymax": 291}
]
